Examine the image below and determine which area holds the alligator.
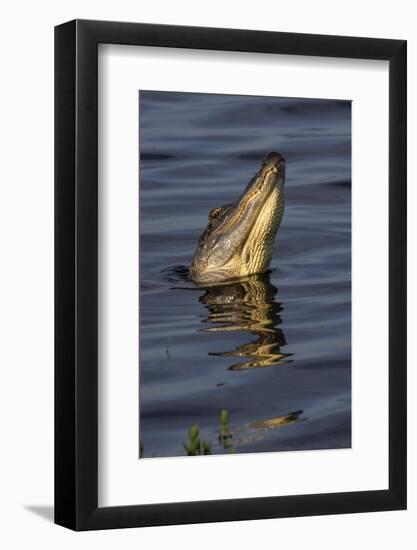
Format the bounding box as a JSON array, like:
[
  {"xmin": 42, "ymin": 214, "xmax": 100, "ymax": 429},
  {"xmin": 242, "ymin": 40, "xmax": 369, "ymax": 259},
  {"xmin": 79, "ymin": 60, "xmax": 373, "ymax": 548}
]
[{"xmin": 189, "ymin": 152, "xmax": 285, "ymax": 283}]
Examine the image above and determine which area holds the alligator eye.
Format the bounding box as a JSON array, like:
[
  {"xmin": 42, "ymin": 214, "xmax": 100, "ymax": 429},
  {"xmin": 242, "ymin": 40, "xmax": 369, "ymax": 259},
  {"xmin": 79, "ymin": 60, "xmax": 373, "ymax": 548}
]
[{"xmin": 209, "ymin": 207, "xmax": 223, "ymax": 221}]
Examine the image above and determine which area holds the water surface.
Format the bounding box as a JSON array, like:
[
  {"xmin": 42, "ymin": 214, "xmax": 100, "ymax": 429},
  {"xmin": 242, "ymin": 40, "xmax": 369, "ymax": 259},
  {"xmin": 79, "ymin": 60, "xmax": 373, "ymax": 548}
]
[{"xmin": 139, "ymin": 91, "xmax": 351, "ymax": 458}]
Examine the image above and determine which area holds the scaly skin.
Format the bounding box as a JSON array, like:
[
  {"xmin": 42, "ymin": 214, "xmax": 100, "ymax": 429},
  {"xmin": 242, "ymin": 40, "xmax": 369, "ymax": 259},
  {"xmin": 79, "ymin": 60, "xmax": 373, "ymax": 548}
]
[{"xmin": 189, "ymin": 152, "xmax": 285, "ymax": 283}]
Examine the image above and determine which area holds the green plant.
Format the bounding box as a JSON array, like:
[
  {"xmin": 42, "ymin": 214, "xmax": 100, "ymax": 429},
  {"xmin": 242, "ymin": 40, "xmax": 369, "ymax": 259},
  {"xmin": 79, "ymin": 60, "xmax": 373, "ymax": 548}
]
[
  {"xmin": 183, "ymin": 424, "xmax": 211, "ymax": 456},
  {"xmin": 218, "ymin": 409, "xmax": 233, "ymax": 448}
]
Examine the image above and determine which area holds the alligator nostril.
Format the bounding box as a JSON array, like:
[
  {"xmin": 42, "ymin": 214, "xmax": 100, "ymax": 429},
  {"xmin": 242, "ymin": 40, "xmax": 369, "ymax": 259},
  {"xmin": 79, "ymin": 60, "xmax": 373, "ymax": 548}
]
[{"xmin": 263, "ymin": 151, "xmax": 285, "ymax": 166}]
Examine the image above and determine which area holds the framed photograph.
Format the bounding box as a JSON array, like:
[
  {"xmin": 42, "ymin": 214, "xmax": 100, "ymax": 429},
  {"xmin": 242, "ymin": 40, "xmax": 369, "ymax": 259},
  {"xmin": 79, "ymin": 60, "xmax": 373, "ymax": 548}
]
[{"xmin": 55, "ymin": 19, "xmax": 406, "ymax": 530}]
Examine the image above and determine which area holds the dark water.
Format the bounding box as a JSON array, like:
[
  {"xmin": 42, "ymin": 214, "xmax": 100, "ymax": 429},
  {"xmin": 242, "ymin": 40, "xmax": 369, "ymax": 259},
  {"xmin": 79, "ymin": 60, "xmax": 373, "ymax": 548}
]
[{"xmin": 139, "ymin": 91, "xmax": 351, "ymax": 458}]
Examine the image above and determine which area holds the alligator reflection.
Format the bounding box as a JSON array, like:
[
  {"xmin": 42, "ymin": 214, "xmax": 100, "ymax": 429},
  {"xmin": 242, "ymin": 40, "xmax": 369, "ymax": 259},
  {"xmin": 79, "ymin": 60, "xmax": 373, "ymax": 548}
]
[{"xmin": 198, "ymin": 272, "xmax": 293, "ymax": 370}]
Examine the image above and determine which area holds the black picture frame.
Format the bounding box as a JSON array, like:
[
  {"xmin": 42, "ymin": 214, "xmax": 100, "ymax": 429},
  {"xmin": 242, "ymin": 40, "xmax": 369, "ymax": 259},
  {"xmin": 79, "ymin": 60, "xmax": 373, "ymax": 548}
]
[{"xmin": 55, "ymin": 19, "xmax": 407, "ymax": 531}]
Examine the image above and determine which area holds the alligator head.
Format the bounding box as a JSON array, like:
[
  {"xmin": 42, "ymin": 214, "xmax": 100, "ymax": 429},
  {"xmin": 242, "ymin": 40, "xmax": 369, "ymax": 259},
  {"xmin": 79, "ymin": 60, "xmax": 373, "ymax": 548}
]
[{"xmin": 189, "ymin": 152, "xmax": 285, "ymax": 283}]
